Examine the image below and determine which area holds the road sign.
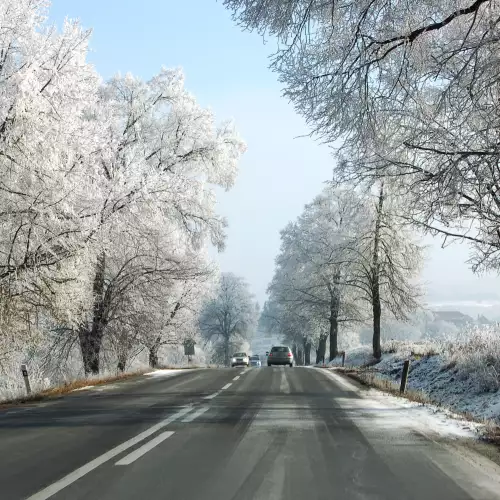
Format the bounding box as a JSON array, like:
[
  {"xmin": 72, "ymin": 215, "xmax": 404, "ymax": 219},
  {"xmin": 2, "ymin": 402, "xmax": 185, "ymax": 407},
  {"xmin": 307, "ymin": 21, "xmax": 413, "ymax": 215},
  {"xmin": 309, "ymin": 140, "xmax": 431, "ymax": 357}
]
[{"xmin": 183, "ymin": 340, "xmax": 195, "ymax": 356}]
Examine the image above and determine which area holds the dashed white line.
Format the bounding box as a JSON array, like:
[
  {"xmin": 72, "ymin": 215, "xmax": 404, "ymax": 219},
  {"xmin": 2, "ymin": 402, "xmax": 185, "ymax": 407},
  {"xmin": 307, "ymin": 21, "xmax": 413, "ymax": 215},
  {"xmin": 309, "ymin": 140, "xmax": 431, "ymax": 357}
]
[
  {"xmin": 26, "ymin": 406, "xmax": 193, "ymax": 500},
  {"xmin": 115, "ymin": 431, "xmax": 175, "ymax": 465},
  {"xmin": 181, "ymin": 406, "xmax": 209, "ymax": 423},
  {"xmin": 233, "ymin": 375, "xmax": 240, "ymax": 381},
  {"xmin": 203, "ymin": 391, "xmax": 220, "ymax": 400},
  {"xmin": 221, "ymin": 383, "xmax": 232, "ymax": 390}
]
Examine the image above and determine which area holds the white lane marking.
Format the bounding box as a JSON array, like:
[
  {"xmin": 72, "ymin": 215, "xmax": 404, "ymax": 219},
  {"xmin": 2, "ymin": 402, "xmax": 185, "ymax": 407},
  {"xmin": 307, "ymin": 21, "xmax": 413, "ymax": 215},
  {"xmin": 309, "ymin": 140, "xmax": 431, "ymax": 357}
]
[
  {"xmin": 280, "ymin": 368, "xmax": 290, "ymax": 394},
  {"xmin": 221, "ymin": 383, "xmax": 232, "ymax": 390},
  {"xmin": 181, "ymin": 406, "xmax": 209, "ymax": 423},
  {"xmin": 233, "ymin": 375, "xmax": 240, "ymax": 381},
  {"xmin": 115, "ymin": 431, "xmax": 175, "ymax": 466},
  {"xmin": 203, "ymin": 391, "xmax": 220, "ymax": 400},
  {"xmin": 26, "ymin": 406, "xmax": 193, "ymax": 500}
]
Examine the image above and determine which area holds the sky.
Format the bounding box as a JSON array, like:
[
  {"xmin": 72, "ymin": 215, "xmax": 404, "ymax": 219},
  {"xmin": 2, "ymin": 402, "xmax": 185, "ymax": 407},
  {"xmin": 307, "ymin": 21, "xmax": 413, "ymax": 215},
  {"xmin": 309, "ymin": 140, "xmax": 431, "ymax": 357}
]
[{"xmin": 48, "ymin": 0, "xmax": 500, "ymax": 311}]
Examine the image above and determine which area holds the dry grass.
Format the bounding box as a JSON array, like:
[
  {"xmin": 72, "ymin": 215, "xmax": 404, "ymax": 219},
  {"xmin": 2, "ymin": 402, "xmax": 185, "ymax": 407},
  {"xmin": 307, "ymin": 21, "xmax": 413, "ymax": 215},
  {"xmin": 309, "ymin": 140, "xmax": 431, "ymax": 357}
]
[
  {"xmin": 483, "ymin": 419, "xmax": 500, "ymax": 446},
  {"xmin": 346, "ymin": 370, "xmax": 432, "ymax": 405}
]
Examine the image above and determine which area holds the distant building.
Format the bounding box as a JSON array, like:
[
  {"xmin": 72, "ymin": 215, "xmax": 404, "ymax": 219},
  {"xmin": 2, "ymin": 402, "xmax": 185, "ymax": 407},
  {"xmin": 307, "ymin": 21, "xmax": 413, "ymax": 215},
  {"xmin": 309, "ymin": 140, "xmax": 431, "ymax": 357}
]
[
  {"xmin": 431, "ymin": 310, "xmax": 474, "ymax": 327},
  {"xmin": 476, "ymin": 314, "xmax": 493, "ymax": 326}
]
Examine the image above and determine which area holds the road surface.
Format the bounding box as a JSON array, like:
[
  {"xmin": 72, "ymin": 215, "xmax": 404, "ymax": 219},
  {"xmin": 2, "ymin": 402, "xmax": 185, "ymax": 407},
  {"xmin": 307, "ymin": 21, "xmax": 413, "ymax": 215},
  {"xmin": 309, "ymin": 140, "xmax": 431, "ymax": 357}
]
[{"xmin": 1, "ymin": 366, "xmax": 500, "ymax": 500}]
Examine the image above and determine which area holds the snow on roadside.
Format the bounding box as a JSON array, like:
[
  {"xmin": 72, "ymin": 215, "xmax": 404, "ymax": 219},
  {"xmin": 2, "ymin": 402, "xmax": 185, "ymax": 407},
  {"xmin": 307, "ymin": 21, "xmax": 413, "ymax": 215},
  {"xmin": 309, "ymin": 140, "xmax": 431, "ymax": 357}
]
[
  {"xmin": 323, "ymin": 369, "xmax": 482, "ymax": 440},
  {"xmin": 328, "ymin": 343, "xmax": 500, "ymax": 424},
  {"xmin": 71, "ymin": 385, "xmax": 95, "ymax": 392},
  {"xmin": 144, "ymin": 369, "xmax": 194, "ymax": 378}
]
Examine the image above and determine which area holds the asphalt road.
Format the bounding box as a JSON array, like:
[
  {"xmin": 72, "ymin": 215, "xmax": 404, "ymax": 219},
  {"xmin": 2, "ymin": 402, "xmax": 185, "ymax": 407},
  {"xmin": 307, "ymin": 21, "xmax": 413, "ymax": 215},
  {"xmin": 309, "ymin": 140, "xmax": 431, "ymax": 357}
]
[{"xmin": 1, "ymin": 366, "xmax": 500, "ymax": 500}]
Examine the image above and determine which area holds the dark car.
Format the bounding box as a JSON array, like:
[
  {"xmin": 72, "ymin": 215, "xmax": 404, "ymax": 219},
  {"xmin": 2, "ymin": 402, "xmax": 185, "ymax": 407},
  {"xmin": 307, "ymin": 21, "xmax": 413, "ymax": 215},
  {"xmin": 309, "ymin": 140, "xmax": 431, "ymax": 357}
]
[{"xmin": 267, "ymin": 346, "xmax": 294, "ymax": 367}]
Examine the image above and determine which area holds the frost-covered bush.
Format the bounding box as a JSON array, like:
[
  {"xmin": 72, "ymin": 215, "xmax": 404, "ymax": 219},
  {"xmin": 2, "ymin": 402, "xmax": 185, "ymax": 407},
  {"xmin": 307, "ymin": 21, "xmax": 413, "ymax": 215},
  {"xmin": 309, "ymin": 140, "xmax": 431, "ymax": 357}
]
[
  {"xmin": 382, "ymin": 339, "xmax": 444, "ymax": 357},
  {"xmin": 338, "ymin": 329, "xmax": 361, "ymax": 351},
  {"xmin": 447, "ymin": 327, "xmax": 500, "ymax": 392}
]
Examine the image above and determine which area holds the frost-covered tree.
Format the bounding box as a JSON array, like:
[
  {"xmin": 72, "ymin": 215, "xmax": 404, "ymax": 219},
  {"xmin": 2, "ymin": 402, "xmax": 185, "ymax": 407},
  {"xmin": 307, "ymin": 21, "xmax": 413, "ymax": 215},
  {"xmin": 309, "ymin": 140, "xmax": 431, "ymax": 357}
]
[
  {"xmin": 341, "ymin": 184, "xmax": 424, "ymax": 358},
  {"xmin": 268, "ymin": 183, "xmax": 423, "ymax": 360},
  {"xmin": 269, "ymin": 187, "xmax": 364, "ymax": 362},
  {"xmin": 0, "ymin": 0, "xmax": 100, "ymax": 339},
  {"xmin": 73, "ymin": 68, "xmax": 245, "ymax": 374},
  {"xmin": 199, "ymin": 272, "xmax": 257, "ymax": 366},
  {"xmin": 0, "ymin": 0, "xmax": 246, "ymax": 388},
  {"xmin": 224, "ymin": 0, "xmax": 500, "ymax": 273}
]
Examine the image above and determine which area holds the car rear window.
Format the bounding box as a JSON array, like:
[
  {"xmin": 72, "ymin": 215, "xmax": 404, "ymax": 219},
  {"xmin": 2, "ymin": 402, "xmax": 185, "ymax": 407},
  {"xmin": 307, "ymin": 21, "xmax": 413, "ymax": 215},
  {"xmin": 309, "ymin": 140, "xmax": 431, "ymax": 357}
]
[
  {"xmin": 233, "ymin": 352, "xmax": 246, "ymax": 357},
  {"xmin": 250, "ymin": 355, "xmax": 259, "ymax": 360},
  {"xmin": 271, "ymin": 346, "xmax": 289, "ymax": 352}
]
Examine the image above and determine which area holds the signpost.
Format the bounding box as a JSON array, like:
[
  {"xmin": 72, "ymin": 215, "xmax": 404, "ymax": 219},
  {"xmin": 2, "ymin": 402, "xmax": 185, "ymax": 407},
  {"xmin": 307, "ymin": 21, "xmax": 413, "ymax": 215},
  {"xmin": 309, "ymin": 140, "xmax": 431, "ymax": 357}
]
[
  {"xmin": 21, "ymin": 364, "xmax": 31, "ymax": 395},
  {"xmin": 183, "ymin": 339, "xmax": 195, "ymax": 364}
]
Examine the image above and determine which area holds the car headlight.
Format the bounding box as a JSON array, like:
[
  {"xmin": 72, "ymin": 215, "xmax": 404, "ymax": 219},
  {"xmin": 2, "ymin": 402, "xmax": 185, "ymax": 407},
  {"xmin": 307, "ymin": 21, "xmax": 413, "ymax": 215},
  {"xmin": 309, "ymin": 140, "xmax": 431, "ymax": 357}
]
[{"xmin": 231, "ymin": 358, "xmax": 236, "ymax": 362}]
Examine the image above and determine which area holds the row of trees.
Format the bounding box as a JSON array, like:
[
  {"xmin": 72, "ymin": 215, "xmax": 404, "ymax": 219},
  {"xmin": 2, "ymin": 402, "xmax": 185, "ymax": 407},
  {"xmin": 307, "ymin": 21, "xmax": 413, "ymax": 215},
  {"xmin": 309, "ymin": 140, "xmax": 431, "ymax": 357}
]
[
  {"xmin": 262, "ymin": 185, "xmax": 423, "ymax": 362},
  {"xmin": 224, "ymin": 1, "xmax": 500, "ymax": 339},
  {"xmin": 0, "ymin": 0, "xmax": 245, "ymax": 379}
]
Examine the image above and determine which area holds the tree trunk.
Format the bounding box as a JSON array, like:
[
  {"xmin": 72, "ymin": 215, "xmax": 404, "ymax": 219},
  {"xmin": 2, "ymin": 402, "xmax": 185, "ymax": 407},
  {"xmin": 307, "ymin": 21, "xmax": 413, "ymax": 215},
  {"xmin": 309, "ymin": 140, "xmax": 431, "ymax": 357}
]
[
  {"xmin": 149, "ymin": 345, "xmax": 159, "ymax": 368},
  {"xmin": 316, "ymin": 334, "xmax": 327, "ymax": 364},
  {"xmin": 297, "ymin": 347, "xmax": 304, "ymax": 366},
  {"xmin": 304, "ymin": 339, "xmax": 311, "ymax": 366},
  {"xmin": 292, "ymin": 344, "xmax": 298, "ymax": 362},
  {"xmin": 224, "ymin": 336, "xmax": 230, "ymax": 366},
  {"xmin": 329, "ymin": 313, "xmax": 338, "ymax": 362},
  {"xmin": 371, "ymin": 182, "xmax": 384, "ymax": 360},
  {"xmin": 117, "ymin": 356, "xmax": 127, "ymax": 373},
  {"xmin": 329, "ymin": 290, "xmax": 340, "ymax": 361},
  {"xmin": 372, "ymin": 287, "xmax": 382, "ymax": 359},
  {"xmin": 79, "ymin": 327, "xmax": 101, "ymax": 375},
  {"xmin": 79, "ymin": 252, "xmax": 106, "ymax": 375}
]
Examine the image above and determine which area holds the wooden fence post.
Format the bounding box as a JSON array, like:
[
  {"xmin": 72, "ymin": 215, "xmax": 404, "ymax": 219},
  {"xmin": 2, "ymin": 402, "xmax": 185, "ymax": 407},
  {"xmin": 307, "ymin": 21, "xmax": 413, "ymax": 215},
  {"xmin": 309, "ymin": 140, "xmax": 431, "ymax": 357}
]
[
  {"xmin": 21, "ymin": 364, "xmax": 32, "ymax": 395},
  {"xmin": 400, "ymin": 360, "xmax": 410, "ymax": 393}
]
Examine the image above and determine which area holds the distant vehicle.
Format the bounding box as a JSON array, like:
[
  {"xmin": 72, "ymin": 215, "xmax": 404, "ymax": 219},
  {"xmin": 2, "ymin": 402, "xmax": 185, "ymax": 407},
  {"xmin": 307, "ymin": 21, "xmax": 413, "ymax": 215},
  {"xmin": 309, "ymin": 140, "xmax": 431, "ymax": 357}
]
[
  {"xmin": 249, "ymin": 354, "xmax": 261, "ymax": 367},
  {"xmin": 267, "ymin": 346, "xmax": 294, "ymax": 367},
  {"xmin": 231, "ymin": 352, "xmax": 249, "ymax": 367}
]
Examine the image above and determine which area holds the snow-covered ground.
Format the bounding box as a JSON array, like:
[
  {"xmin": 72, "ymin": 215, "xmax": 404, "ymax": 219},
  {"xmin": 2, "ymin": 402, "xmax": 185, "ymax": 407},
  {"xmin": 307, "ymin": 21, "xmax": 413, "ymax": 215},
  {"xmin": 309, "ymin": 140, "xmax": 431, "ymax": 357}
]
[{"xmin": 328, "ymin": 337, "xmax": 500, "ymax": 424}]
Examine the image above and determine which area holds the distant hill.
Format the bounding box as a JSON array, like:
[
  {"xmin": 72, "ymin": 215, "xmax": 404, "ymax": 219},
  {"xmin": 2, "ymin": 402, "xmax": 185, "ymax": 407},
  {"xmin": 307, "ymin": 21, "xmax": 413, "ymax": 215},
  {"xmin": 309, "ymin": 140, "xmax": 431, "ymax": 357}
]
[{"xmin": 429, "ymin": 302, "xmax": 500, "ymax": 321}]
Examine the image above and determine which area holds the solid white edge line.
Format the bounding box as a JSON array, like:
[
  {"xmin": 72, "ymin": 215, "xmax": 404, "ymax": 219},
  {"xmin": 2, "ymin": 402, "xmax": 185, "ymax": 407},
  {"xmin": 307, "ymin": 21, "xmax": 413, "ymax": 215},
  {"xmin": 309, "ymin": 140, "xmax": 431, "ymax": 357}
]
[
  {"xmin": 115, "ymin": 431, "xmax": 175, "ymax": 465},
  {"xmin": 221, "ymin": 383, "xmax": 232, "ymax": 390},
  {"xmin": 181, "ymin": 406, "xmax": 209, "ymax": 423},
  {"xmin": 26, "ymin": 406, "xmax": 193, "ymax": 500}
]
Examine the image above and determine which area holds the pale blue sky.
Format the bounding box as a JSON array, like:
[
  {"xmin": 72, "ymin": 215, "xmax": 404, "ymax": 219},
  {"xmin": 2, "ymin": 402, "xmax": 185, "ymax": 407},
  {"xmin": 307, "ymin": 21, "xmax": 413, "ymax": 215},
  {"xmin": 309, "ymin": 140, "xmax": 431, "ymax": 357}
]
[{"xmin": 49, "ymin": 0, "xmax": 500, "ymax": 309}]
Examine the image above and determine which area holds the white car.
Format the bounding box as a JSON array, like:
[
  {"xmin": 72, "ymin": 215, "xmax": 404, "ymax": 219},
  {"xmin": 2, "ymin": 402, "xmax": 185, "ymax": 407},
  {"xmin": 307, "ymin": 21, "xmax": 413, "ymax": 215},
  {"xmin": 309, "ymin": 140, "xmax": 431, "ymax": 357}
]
[{"xmin": 231, "ymin": 352, "xmax": 249, "ymax": 367}]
